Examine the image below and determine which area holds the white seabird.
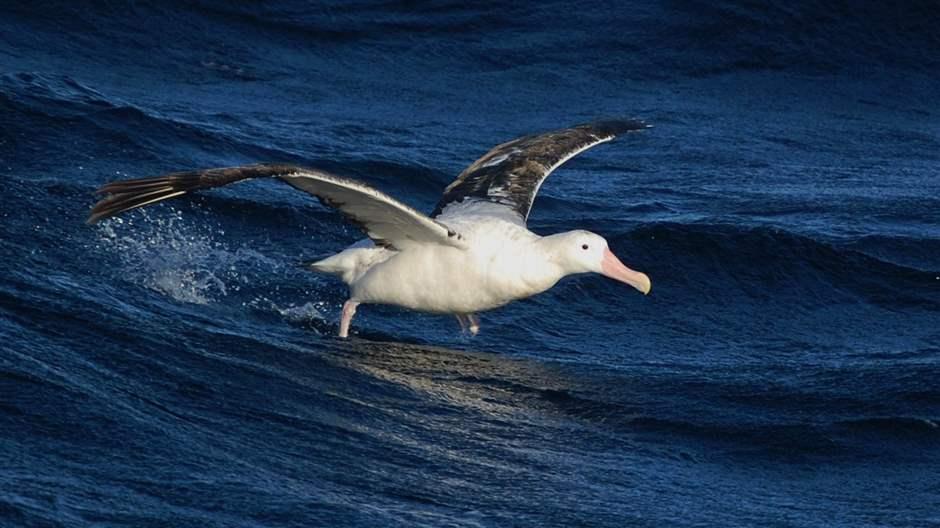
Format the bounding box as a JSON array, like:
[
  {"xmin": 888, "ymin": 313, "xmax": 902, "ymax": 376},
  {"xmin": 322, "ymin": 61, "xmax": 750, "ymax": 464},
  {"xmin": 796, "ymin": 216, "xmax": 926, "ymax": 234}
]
[{"xmin": 88, "ymin": 120, "xmax": 652, "ymax": 337}]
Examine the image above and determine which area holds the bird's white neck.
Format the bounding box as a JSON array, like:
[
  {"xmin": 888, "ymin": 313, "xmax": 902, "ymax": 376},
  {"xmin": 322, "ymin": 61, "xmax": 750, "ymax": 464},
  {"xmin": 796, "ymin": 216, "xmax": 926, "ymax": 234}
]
[{"xmin": 514, "ymin": 234, "xmax": 576, "ymax": 295}]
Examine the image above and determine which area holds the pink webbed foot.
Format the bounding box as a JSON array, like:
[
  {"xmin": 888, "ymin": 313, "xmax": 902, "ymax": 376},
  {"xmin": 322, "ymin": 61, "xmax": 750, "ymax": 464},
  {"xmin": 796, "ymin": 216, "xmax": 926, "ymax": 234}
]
[{"xmin": 455, "ymin": 313, "xmax": 480, "ymax": 336}]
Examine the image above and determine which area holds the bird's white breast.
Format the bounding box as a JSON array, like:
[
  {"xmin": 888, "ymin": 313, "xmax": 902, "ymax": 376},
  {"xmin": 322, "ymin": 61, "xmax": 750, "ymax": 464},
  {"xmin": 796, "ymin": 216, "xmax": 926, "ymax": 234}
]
[{"xmin": 349, "ymin": 218, "xmax": 561, "ymax": 313}]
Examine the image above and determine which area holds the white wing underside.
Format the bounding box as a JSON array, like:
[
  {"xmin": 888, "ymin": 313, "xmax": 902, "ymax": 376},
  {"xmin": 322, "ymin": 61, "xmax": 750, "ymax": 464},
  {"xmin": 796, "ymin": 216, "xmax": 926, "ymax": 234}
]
[
  {"xmin": 280, "ymin": 171, "xmax": 467, "ymax": 250},
  {"xmin": 87, "ymin": 163, "xmax": 468, "ymax": 251}
]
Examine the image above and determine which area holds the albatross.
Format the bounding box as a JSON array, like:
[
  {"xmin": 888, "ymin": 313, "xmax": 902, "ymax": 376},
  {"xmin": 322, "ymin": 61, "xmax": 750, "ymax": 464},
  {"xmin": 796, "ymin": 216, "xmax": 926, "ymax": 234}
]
[{"xmin": 88, "ymin": 120, "xmax": 652, "ymax": 337}]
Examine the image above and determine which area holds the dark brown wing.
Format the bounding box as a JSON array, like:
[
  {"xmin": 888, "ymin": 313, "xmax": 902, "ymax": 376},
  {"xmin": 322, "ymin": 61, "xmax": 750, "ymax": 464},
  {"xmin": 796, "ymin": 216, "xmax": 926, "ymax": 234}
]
[
  {"xmin": 432, "ymin": 120, "xmax": 649, "ymax": 221},
  {"xmin": 88, "ymin": 163, "xmax": 465, "ymax": 249}
]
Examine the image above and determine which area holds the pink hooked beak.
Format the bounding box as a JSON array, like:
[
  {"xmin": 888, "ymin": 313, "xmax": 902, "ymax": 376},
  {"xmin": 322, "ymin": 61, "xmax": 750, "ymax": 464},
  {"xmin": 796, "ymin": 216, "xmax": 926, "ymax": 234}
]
[{"xmin": 601, "ymin": 248, "xmax": 651, "ymax": 295}]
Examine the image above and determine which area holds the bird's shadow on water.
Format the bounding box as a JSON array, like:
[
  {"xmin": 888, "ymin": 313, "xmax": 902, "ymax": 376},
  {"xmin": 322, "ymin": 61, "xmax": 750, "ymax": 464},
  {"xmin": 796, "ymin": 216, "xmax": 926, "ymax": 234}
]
[
  {"xmin": 312, "ymin": 336, "xmax": 570, "ymax": 410},
  {"xmin": 304, "ymin": 336, "xmax": 696, "ymax": 463},
  {"xmin": 248, "ymin": 300, "xmax": 659, "ymax": 445}
]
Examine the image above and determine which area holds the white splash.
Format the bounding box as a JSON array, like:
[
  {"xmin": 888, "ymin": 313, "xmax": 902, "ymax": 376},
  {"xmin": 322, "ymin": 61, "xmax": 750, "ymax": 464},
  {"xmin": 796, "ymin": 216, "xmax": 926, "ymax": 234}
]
[
  {"xmin": 245, "ymin": 296, "xmax": 327, "ymax": 324},
  {"xmin": 94, "ymin": 208, "xmax": 278, "ymax": 304}
]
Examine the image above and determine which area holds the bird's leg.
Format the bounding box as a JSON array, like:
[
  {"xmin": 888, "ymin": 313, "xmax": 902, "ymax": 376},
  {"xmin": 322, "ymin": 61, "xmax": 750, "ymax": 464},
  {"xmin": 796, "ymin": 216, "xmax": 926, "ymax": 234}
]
[
  {"xmin": 456, "ymin": 314, "xmax": 470, "ymax": 333},
  {"xmin": 339, "ymin": 300, "xmax": 359, "ymax": 338},
  {"xmin": 467, "ymin": 313, "xmax": 480, "ymax": 336}
]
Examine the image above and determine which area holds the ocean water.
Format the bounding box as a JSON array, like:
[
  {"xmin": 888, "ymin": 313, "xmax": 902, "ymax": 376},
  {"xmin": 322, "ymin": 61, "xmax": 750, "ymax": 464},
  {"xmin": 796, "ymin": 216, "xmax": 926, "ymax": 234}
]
[{"xmin": 2, "ymin": 1, "xmax": 939, "ymax": 526}]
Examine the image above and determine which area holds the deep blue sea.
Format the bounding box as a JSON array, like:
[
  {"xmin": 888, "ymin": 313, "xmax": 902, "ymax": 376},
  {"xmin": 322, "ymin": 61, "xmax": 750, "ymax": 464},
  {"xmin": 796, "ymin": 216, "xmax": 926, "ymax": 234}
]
[{"xmin": 2, "ymin": 2, "xmax": 939, "ymax": 526}]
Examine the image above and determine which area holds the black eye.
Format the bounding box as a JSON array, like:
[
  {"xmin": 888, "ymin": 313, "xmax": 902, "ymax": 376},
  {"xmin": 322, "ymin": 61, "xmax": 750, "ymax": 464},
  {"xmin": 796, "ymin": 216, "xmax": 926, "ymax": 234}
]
[{"xmin": 581, "ymin": 244, "xmax": 589, "ymax": 250}]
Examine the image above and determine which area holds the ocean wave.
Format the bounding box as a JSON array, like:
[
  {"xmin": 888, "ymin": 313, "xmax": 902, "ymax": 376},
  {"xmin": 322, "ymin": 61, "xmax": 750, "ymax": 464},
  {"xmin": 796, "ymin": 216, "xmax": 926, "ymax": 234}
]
[
  {"xmin": 201, "ymin": 0, "xmax": 940, "ymax": 75},
  {"xmin": 3, "ymin": 2, "xmax": 939, "ymax": 525},
  {"xmin": 6, "ymin": 0, "xmax": 939, "ymax": 85},
  {"xmin": 0, "ymin": 72, "xmax": 298, "ymax": 167},
  {"xmin": 616, "ymin": 222, "xmax": 940, "ymax": 311},
  {"xmin": 522, "ymin": 382, "xmax": 940, "ymax": 457}
]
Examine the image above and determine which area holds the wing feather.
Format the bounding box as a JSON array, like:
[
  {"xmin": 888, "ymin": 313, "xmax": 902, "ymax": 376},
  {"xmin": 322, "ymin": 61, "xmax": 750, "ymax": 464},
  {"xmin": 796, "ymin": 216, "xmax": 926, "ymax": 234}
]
[
  {"xmin": 88, "ymin": 163, "xmax": 464, "ymax": 250},
  {"xmin": 432, "ymin": 119, "xmax": 650, "ymax": 222}
]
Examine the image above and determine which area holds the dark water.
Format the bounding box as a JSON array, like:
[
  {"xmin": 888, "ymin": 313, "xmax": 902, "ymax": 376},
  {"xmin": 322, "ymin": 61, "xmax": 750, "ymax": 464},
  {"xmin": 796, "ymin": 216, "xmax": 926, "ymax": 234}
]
[{"xmin": 2, "ymin": 2, "xmax": 939, "ymax": 526}]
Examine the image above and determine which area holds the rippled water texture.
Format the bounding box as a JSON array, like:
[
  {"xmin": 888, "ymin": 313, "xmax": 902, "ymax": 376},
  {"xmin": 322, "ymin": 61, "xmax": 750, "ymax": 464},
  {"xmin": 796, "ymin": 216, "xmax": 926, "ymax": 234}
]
[{"xmin": 1, "ymin": 2, "xmax": 939, "ymax": 526}]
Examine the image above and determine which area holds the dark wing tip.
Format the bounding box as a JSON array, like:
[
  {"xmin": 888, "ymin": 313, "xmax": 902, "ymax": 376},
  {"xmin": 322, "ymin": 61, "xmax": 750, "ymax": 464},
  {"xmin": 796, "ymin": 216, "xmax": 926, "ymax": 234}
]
[
  {"xmin": 85, "ymin": 164, "xmax": 301, "ymax": 225},
  {"xmin": 576, "ymin": 119, "xmax": 651, "ymax": 137},
  {"xmin": 86, "ymin": 174, "xmax": 191, "ymax": 224}
]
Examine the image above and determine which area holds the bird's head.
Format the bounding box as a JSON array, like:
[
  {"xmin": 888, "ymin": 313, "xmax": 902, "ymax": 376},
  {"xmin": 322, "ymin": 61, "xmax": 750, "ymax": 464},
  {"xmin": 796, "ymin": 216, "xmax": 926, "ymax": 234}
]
[{"xmin": 550, "ymin": 230, "xmax": 651, "ymax": 295}]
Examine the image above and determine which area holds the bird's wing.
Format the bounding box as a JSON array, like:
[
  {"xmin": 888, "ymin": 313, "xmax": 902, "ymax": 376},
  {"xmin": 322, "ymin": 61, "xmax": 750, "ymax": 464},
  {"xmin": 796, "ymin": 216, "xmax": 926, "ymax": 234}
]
[
  {"xmin": 432, "ymin": 120, "xmax": 649, "ymax": 222},
  {"xmin": 88, "ymin": 163, "xmax": 466, "ymax": 249}
]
